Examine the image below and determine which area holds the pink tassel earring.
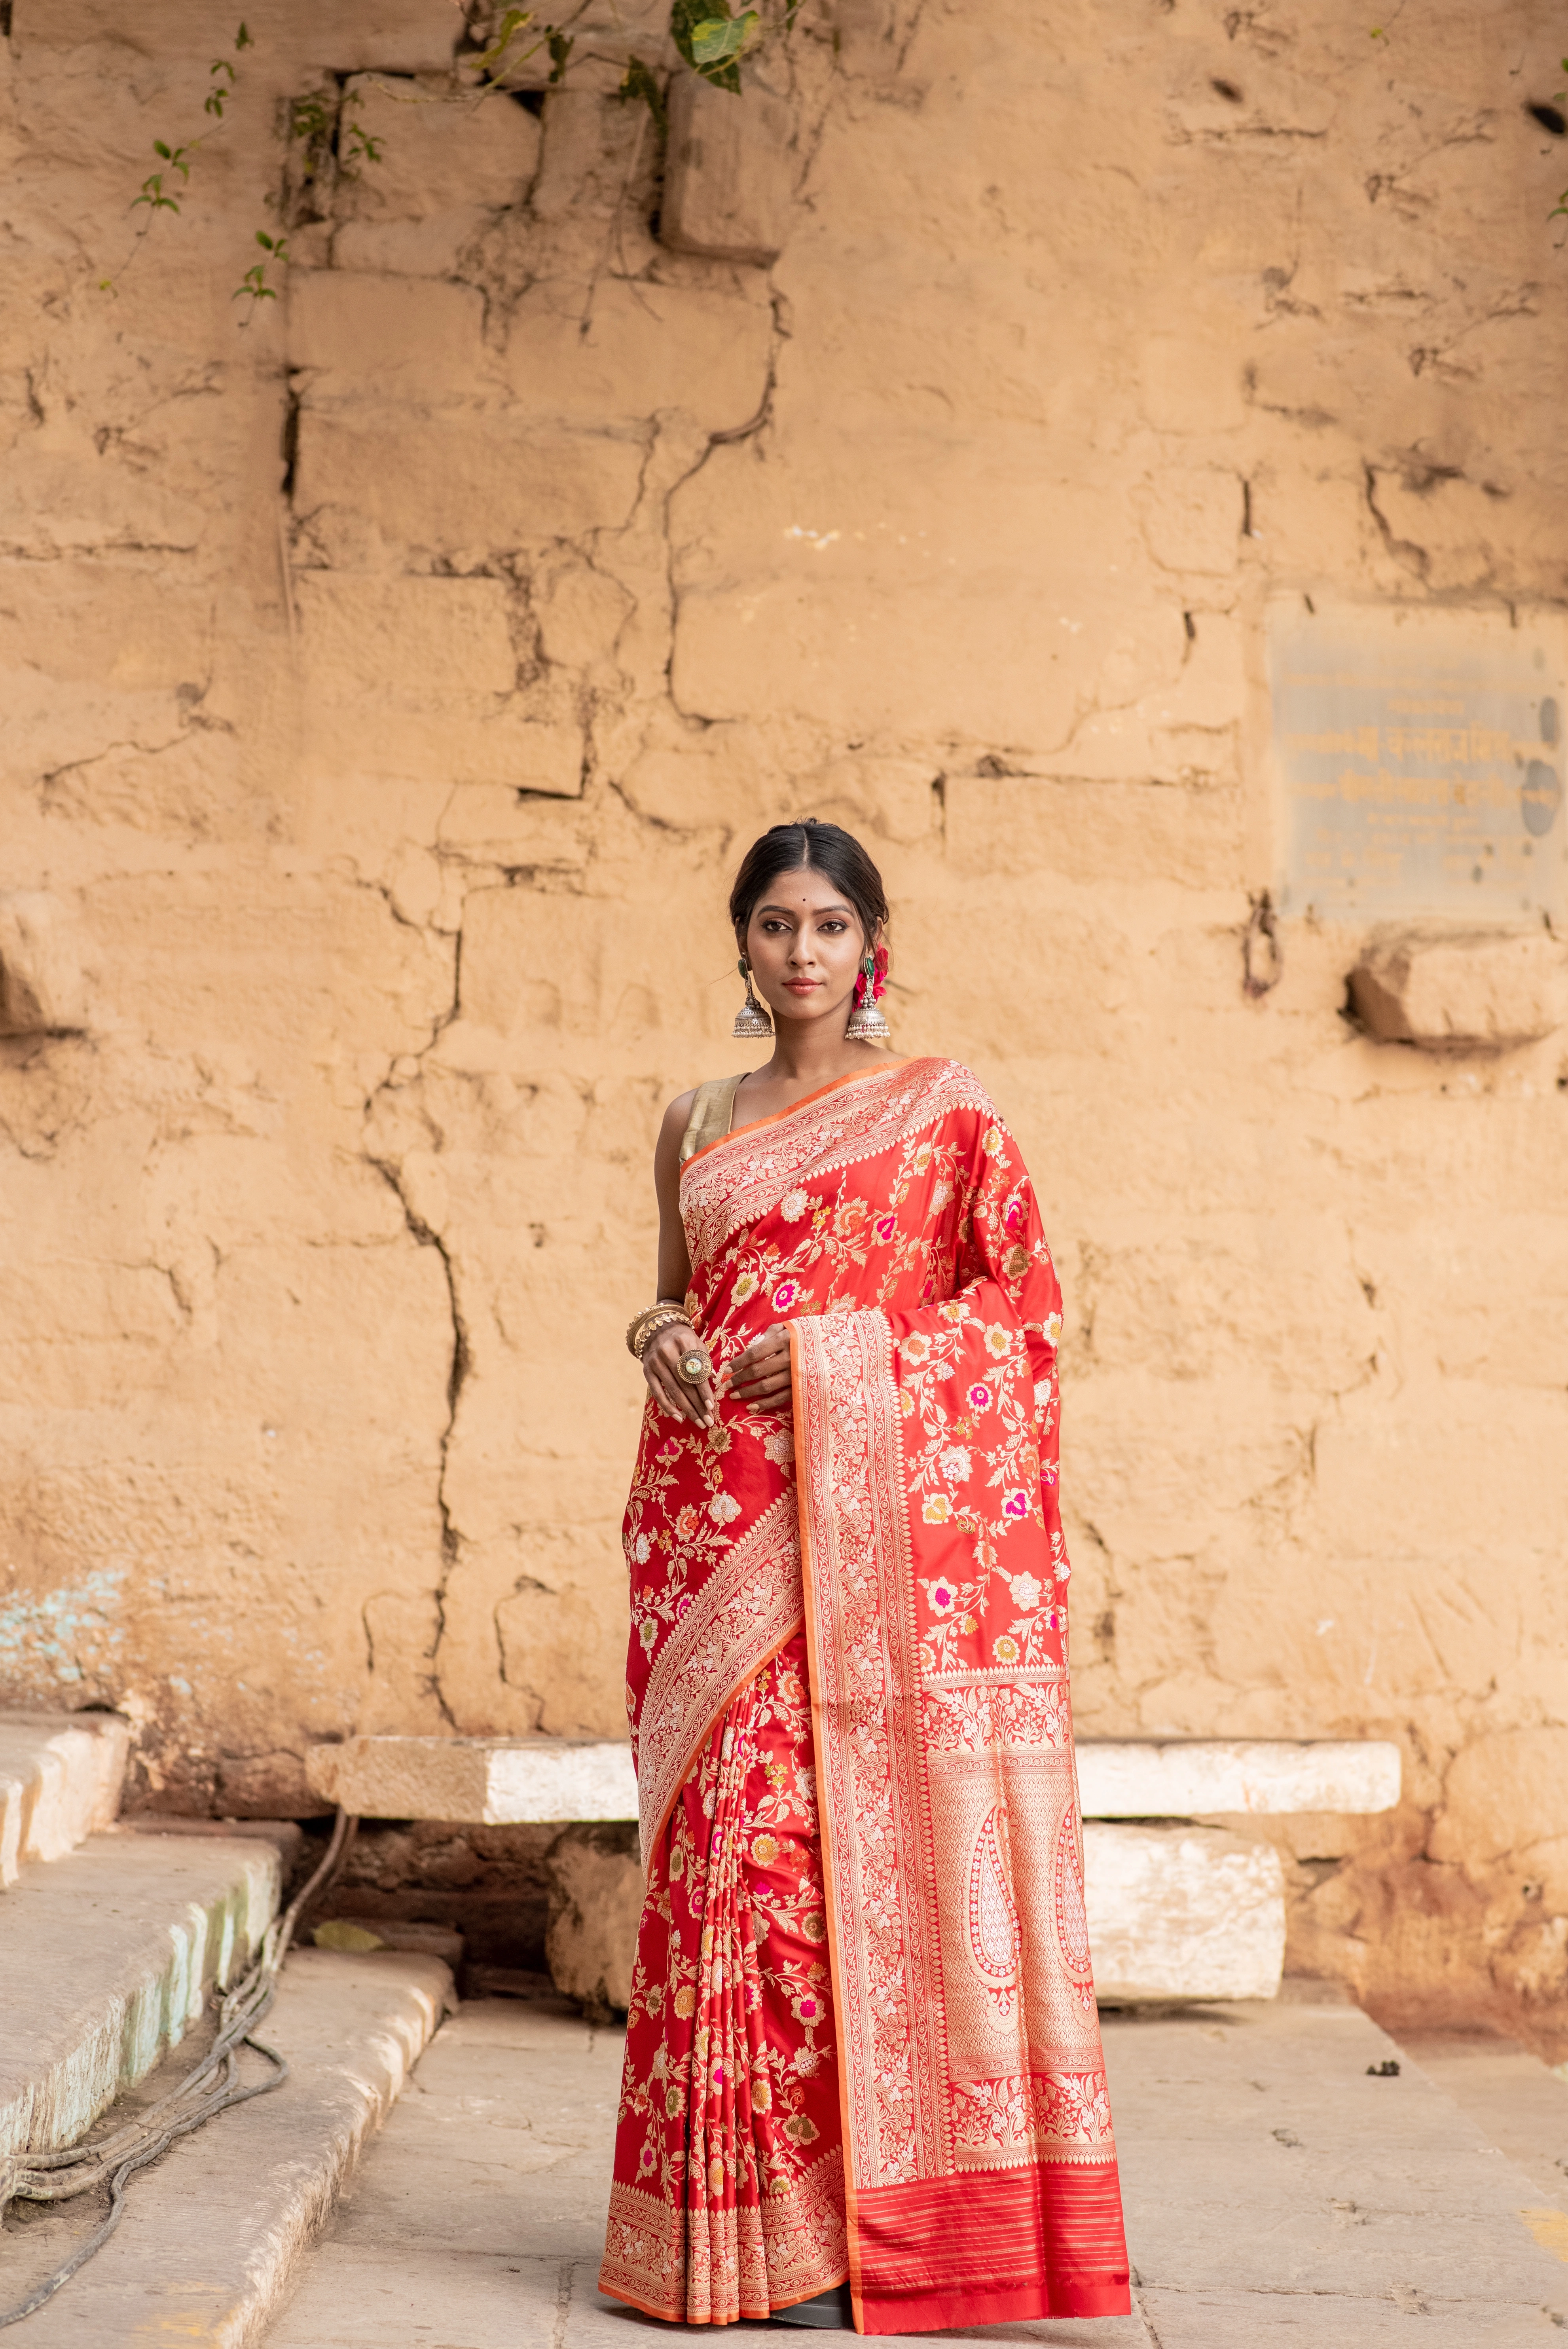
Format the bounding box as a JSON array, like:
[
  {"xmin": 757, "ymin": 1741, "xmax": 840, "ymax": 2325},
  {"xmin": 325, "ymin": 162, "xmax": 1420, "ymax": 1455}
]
[{"xmin": 845, "ymin": 945, "xmax": 891, "ymax": 1040}]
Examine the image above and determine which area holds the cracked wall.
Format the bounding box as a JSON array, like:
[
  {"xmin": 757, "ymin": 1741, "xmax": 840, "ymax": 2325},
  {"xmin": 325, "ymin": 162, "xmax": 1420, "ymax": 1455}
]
[{"xmin": 1, "ymin": 0, "xmax": 1567, "ymax": 2023}]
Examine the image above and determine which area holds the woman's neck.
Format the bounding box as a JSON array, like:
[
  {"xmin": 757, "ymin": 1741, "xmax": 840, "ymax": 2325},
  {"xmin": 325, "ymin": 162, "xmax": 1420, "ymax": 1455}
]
[{"xmin": 738, "ymin": 1030, "xmax": 904, "ymax": 1109}]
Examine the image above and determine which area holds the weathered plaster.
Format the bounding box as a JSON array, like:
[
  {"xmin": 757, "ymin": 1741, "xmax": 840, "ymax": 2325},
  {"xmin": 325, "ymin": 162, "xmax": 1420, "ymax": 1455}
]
[{"xmin": 0, "ymin": 0, "xmax": 1565, "ymax": 2019}]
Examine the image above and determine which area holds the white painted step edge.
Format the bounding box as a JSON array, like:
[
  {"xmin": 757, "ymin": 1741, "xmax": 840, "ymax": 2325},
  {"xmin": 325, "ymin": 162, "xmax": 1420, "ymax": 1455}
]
[{"xmin": 0, "ymin": 1713, "xmax": 131, "ymax": 1886}]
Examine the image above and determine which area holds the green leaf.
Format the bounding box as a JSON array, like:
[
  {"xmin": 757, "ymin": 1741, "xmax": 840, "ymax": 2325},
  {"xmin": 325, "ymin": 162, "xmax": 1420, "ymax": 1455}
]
[
  {"xmin": 256, "ymin": 230, "xmax": 274, "ymax": 249},
  {"xmin": 618, "ymin": 56, "xmax": 669, "ymax": 132},
  {"xmin": 670, "ymin": 0, "xmax": 742, "ymax": 89},
  {"xmin": 154, "ymin": 139, "xmax": 172, "ymax": 157},
  {"xmin": 547, "ymin": 27, "xmax": 574, "ymax": 81},
  {"xmin": 691, "ymin": 10, "xmax": 756, "ymax": 65},
  {"xmin": 313, "ymin": 1920, "xmax": 385, "ymax": 1951},
  {"xmin": 235, "ymin": 20, "xmax": 253, "ymax": 47}
]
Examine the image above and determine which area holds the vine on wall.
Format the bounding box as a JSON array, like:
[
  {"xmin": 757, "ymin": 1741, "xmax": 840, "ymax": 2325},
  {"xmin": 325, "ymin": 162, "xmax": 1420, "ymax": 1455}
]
[{"xmin": 97, "ymin": 1, "xmax": 803, "ymax": 314}]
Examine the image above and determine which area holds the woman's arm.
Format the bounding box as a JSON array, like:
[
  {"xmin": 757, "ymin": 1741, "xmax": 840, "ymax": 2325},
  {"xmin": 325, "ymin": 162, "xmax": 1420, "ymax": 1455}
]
[
  {"xmin": 653, "ymin": 1090, "xmax": 695, "ymax": 1304},
  {"xmin": 639, "ymin": 1092, "xmax": 717, "ymax": 1430}
]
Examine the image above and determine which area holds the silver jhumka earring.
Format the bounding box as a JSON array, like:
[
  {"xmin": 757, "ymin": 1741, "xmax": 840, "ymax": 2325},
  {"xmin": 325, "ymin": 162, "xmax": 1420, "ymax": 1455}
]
[
  {"xmin": 844, "ymin": 949, "xmax": 891, "ymax": 1041},
  {"xmin": 732, "ymin": 957, "xmax": 773, "ymax": 1039}
]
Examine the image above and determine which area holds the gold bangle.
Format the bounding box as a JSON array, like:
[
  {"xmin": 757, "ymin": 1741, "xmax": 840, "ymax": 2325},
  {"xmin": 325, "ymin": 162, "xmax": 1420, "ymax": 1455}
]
[
  {"xmin": 625, "ymin": 1298, "xmax": 686, "ymax": 1358},
  {"xmin": 629, "ymin": 1307, "xmax": 691, "ymax": 1362}
]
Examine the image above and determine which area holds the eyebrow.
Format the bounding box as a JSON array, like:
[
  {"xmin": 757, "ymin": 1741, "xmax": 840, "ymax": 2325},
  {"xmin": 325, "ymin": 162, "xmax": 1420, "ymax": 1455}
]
[{"xmin": 756, "ymin": 900, "xmax": 854, "ymax": 918}]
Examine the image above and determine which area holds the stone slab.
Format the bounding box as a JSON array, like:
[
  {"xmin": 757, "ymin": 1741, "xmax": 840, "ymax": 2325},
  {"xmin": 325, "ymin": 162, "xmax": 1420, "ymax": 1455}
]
[
  {"xmin": 0, "ymin": 1832, "xmax": 279, "ymax": 2155},
  {"xmin": 260, "ymin": 1991, "xmax": 1568, "ymax": 2349},
  {"xmin": 305, "ymin": 1736, "xmax": 638, "ymax": 1823},
  {"xmin": 7, "ymin": 1949, "xmax": 450, "ymax": 2347},
  {"xmin": 1086, "ymin": 1822, "xmax": 1287, "ymax": 2003},
  {"xmin": 0, "ymin": 1710, "xmax": 130, "ymax": 1886},
  {"xmin": 663, "ymin": 77, "xmax": 795, "ymax": 267},
  {"xmin": 1076, "ymin": 1738, "xmax": 1401, "ymax": 1818},
  {"xmin": 306, "ymin": 1733, "xmax": 1398, "ymax": 1829},
  {"xmin": 1349, "ymin": 928, "xmax": 1568, "ymax": 1051}
]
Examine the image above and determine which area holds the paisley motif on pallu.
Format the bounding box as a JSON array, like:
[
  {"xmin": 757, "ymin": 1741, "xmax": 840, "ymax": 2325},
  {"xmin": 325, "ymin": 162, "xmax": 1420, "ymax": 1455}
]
[{"xmin": 600, "ymin": 1061, "xmax": 1130, "ymax": 2330}]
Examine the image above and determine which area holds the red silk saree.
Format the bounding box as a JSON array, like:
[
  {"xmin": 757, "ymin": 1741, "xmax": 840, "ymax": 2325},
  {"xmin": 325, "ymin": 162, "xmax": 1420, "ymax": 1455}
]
[{"xmin": 600, "ymin": 1060, "xmax": 1130, "ymax": 2333}]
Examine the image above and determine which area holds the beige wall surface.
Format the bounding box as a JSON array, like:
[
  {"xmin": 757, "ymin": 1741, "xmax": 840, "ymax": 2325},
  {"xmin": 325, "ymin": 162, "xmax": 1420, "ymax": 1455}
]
[{"xmin": 1, "ymin": 0, "xmax": 1566, "ymax": 2020}]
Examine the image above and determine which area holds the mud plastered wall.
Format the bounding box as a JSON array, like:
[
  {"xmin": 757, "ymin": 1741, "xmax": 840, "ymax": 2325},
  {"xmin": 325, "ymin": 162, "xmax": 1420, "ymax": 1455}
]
[{"xmin": 0, "ymin": 0, "xmax": 1565, "ymax": 2022}]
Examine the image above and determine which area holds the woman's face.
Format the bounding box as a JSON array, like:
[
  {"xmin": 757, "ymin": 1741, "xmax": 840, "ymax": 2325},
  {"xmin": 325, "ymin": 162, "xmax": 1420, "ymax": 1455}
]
[{"xmin": 742, "ymin": 867, "xmax": 869, "ymax": 1033}]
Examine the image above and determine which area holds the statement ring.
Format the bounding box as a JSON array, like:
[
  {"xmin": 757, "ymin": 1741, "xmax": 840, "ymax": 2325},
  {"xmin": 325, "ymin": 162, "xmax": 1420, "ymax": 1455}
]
[{"xmin": 677, "ymin": 1348, "xmax": 709, "ymax": 1386}]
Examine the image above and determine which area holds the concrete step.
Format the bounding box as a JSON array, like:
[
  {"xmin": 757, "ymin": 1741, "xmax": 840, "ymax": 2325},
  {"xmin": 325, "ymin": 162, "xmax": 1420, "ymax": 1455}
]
[
  {"xmin": 0, "ymin": 1830, "xmax": 281, "ymax": 2156},
  {"xmin": 4, "ymin": 1948, "xmax": 451, "ymax": 2346},
  {"xmin": 0, "ymin": 1711, "xmax": 131, "ymax": 1885},
  {"xmin": 1397, "ymin": 2027, "xmax": 1568, "ymax": 2210}
]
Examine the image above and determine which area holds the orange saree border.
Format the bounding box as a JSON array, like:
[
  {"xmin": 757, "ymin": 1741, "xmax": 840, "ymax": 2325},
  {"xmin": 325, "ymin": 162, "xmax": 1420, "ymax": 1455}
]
[
  {"xmin": 634, "ymin": 1491, "xmax": 803, "ymax": 1869},
  {"xmin": 679, "ymin": 1057, "xmax": 995, "ymax": 1274},
  {"xmin": 602, "ymin": 2152, "xmax": 849, "ymax": 2323}
]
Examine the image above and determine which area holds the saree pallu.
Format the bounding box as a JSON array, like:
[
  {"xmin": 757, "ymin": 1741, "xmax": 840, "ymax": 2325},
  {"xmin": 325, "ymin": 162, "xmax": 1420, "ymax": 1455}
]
[{"xmin": 600, "ymin": 1059, "xmax": 1130, "ymax": 2333}]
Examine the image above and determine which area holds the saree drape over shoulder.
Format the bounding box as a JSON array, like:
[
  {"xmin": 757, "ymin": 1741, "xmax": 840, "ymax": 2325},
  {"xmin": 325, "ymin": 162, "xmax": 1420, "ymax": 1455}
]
[{"xmin": 600, "ymin": 1060, "xmax": 1130, "ymax": 2334}]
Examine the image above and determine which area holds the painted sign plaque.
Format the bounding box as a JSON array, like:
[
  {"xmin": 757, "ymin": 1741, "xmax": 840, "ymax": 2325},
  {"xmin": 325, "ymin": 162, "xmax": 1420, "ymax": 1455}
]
[{"xmin": 1270, "ymin": 602, "xmax": 1566, "ymax": 922}]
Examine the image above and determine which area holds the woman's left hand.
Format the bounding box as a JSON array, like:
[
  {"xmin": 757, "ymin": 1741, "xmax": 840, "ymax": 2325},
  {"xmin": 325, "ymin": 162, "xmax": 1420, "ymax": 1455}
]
[{"xmin": 721, "ymin": 1324, "xmax": 793, "ymax": 1415}]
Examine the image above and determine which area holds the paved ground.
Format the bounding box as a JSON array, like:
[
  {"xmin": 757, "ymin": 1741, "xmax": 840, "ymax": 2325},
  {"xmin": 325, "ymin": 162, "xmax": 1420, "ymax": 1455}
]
[{"xmin": 263, "ymin": 1985, "xmax": 1568, "ymax": 2348}]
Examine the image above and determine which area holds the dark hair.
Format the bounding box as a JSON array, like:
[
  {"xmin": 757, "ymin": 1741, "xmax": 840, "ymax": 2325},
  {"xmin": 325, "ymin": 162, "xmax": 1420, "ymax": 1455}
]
[{"xmin": 728, "ymin": 819, "xmax": 889, "ymax": 947}]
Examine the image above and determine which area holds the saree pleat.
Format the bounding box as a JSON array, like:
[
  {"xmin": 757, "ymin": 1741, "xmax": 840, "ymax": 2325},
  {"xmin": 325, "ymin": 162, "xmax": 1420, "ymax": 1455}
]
[
  {"xmin": 601, "ymin": 1060, "xmax": 1130, "ymax": 2332},
  {"xmin": 602, "ymin": 1636, "xmax": 850, "ymax": 2323}
]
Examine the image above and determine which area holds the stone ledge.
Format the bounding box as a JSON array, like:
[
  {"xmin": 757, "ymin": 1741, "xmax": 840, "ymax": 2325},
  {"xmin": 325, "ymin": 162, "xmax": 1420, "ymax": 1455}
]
[
  {"xmin": 306, "ymin": 1734, "xmax": 1398, "ymax": 1827},
  {"xmin": 1075, "ymin": 1738, "xmax": 1400, "ymax": 1819},
  {"xmin": 305, "ymin": 1736, "xmax": 638, "ymax": 1823},
  {"xmin": 0, "ymin": 1711, "xmax": 131, "ymax": 1887},
  {"xmin": 538, "ymin": 1818, "xmax": 1293, "ymax": 2012}
]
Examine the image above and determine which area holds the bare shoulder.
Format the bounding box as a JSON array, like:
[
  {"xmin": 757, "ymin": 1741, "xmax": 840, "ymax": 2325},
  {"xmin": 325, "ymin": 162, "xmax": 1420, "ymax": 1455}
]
[{"xmin": 662, "ymin": 1086, "xmax": 700, "ymax": 1136}]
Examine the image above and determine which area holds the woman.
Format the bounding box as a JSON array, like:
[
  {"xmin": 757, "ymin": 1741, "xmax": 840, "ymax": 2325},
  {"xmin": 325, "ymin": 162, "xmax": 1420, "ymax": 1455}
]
[{"xmin": 600, "ymin": 821, "xmax": 1130, "ymax": 2335}]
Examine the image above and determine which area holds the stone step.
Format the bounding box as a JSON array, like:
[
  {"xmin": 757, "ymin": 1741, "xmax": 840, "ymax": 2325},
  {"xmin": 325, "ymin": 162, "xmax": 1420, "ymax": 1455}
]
[
  {"xmin": 305, "ymin": 1732, "xmax": 1401, "ymax": 1826},
  {"xmin": 0, "ymin": 1711, "xmax": 131, "ymax": 1886},
  {"xmin": 0, "ymin": 1830, "xmax": 281, "ymax": 2157},
  {"xmin": 4, "ymin": 1948, "xmax": 451, "ymax": 2346}
]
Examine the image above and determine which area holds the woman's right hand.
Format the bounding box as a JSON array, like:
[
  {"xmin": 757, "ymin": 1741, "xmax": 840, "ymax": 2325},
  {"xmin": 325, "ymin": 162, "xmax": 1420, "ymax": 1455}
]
[{"xmin": 643, "ymin": 1322, "xmax": 716, "ymax": 1430}]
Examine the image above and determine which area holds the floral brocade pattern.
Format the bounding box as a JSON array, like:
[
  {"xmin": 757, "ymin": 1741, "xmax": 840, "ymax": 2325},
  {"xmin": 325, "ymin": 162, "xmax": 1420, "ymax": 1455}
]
[
  {"xmin": 601, "ymin": 1636, "xmax": 849, "ymax": 2324},
  {"xmin": 603, "ymin": 1063, "xmax": 1130, "ymax": 2331}
]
